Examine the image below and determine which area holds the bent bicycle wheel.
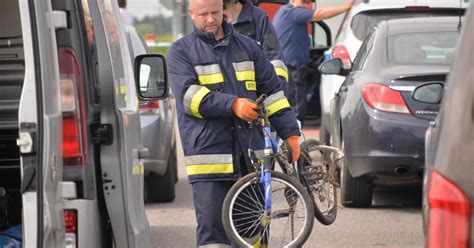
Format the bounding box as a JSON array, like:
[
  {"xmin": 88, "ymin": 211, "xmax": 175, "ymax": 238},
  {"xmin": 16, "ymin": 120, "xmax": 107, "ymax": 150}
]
[
  {"xmin": 298, "ymin": 139, "xmax": 338, "ymax": 225},
  {"xmin": 222, "ymin": 171, "xmax": 314, "ymax": 247}
]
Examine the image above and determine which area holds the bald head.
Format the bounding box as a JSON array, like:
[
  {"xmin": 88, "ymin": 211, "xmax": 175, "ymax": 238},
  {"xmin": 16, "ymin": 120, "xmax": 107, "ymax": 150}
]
[
  {"xmin": 189, "ymin": 0, "xmax": 224, "ymax": 35},
  {"xmin": 190, "ymin": 0, "xmax": 223, "ymax": 10}
]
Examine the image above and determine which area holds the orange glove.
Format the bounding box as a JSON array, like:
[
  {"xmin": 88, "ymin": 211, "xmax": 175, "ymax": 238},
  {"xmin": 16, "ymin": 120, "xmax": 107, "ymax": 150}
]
[
  {"xmin": 286, "ymin": 135, "xmax": 300, "ymax": 163},
  {"xmin": 232, "ymin": 98, "xmax": 259, "ymax": 122}
]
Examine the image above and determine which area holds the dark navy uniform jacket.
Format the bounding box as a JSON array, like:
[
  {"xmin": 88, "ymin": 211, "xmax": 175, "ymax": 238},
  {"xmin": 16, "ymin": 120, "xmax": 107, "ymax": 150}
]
[
  {"xmin": 232, "ymin": 1, "xmax": 289, "ymax": 83},
  {"xmin": 167, "ymin": 22, "xmax": 299, "ymax": 183}
]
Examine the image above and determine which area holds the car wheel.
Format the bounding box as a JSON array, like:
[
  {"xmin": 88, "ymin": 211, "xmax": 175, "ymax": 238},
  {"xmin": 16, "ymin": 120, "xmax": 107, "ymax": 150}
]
[
  {"xmin": 171, "ymin": 144, "xmax": 179, "ymax": 183},
  {"xmin": 340, "ymin": 141, "xmax": 373, "ymax": 207},
  {"xmin": 145, "ymin": 154, "xmax": 176, "ymax": 203}
]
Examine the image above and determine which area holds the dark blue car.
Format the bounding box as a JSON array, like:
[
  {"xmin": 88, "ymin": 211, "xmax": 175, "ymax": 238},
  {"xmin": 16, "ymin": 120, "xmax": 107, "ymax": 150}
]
[{"xmin": 319, "ymin": 16, "xmax": 460, "ymax": 207}]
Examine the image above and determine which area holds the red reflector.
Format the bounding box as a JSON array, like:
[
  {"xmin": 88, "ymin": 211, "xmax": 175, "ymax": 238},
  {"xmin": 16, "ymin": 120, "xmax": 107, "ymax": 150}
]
[
  {"xmin": 362, "ymin": 84, "xmax": 410, "ymax": 114},
  {"xmin": 64, "ymin": 209, "xmax": 78, "ymax": 233},
  {"xmin": 62, "ymin": 116, "xmax": 84, "ymax": 165},
  {"xmin": 405, "ymin": 6, "xmax": 430, "ymax": 10},
  {"xmin": 427, "ymin": 170, "xmax": 472, "ymax": 248}
]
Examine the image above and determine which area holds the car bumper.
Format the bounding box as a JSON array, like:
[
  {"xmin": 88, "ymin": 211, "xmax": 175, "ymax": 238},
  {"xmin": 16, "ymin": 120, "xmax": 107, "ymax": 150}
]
[
  {"xmin": 344, "ymin": 104, "xmax": 429, "ymax": 182},
  {"xmin": 140, "ymin": 115, "xmax": 171, "ymax": 175}
]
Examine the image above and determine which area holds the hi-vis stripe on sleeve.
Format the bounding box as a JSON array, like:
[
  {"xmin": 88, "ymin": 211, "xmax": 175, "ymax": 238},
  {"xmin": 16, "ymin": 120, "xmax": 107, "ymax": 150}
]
[
  {"xmin": 271, "ymin": 60, "xmax": 289, "ymax": 81},
  {"xmin": 183, "ymin": 85, "xmax": 211, "ymax": 118},
  {"xmin": 194, "ymin": 64, "xmax": 225, "ymax": 85},
  {"xmin": 263, "ymin": 90, "xmax": 291, "ymax": 117},
  {"xmin": 185, "ymin": 154, "xmax": 234, "ymax": 176},
  {"xmin": 233, "ymin": 61, "xmax": 255, "ymax": 81}
]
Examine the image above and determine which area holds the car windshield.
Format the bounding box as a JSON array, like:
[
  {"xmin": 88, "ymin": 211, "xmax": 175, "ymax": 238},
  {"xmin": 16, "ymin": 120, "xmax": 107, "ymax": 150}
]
[
  {"xmin": 351, "ymin": 9, "xmax": 463, "ymax": 40},
  {"xmin": 388, "ymin": 31, "xmax": 458, "ymax": 65}
]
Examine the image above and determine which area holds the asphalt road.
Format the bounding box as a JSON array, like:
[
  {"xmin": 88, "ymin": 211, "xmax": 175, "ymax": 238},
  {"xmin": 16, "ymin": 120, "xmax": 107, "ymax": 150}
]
[
  {"xmin": 146, "ymin": 1, "xmax": 424, "ymax": 247},
  {"xmin": 146, "ymin": 122, "xmax": 424, "ymax": 247}
]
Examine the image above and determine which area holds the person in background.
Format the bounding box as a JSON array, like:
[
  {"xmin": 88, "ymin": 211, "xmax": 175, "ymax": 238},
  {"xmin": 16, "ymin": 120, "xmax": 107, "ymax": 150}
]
[
  {"xmin": 273, "ymin": 0, "xmax": 354, "ymax": 125},
  {"xmin": 223, "ymin": 0, "xmax": 289, "ymax": 86},
  {"xmin": 118, "ymin": 0, "xmax": 134, "ymax": 26},
  {"xmin": 166, "ymin": 0, "xmax": 301, "ymax": 246}
]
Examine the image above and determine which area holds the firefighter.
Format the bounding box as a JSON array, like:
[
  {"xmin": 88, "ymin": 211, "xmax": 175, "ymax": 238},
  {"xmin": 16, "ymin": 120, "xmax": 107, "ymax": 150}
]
[
  {"xmin": 167, "ymin": 0, "xmax": 301, "ymax": 246},
  {"xmin": 223, "ymin": 0, "xmax": 289, "ymax": 85}
]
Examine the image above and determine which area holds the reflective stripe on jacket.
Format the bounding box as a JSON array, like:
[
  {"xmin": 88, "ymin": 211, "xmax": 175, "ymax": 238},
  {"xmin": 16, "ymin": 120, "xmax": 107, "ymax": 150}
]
[
  {"xmin": 232, "ymin": 2, "xmax": 288, "ymax": 82},
  {"xmin": 167, "ymin": 22, "xmax": 299, "ymax": 183}
]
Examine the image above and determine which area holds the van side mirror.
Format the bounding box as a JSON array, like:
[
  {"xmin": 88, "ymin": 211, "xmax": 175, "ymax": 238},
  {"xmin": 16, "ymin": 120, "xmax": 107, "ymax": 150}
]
[
  {"xmin": 412, "ymin": 82, "xmax": 444, "ymax": 104},
  {"xmin": 134, "ymin": 54, "xmax": 169, "ymax": 100},
  {"xmin": 318, "ymin": 58, "xmax": 350, "ymax": 76}
]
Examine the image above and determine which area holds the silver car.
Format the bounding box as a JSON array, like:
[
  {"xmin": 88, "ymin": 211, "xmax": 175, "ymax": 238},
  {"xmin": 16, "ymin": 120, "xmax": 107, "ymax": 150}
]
[{"xmin": 125, "ymin": 26, "xmax": 177, "ymax": 203}]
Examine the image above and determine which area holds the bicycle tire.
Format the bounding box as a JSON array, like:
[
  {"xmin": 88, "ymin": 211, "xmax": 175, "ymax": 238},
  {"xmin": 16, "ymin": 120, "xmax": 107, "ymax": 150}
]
[
  {"xmin": 298, "ymin": 139, "xmax": 338, "ymax": 225},
  {"xmin": 222, "ymin": 171, "xmax": 314, "ymax": 247}
]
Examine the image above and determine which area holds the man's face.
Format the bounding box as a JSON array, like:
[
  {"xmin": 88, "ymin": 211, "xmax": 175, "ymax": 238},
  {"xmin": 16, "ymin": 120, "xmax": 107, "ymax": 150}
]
[{"xmin": 189, "ymin": 0, "xmax": 224, "ymax": 33}]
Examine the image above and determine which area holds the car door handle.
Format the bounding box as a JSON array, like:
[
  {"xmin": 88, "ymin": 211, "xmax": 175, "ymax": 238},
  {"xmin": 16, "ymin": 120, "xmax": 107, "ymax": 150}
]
[
  {"xmin": 340, "ymin": 85, "xmax": 348, "ymax": 92},
  {"xmin": 133, "ymin": 147, "xmax": 149, "ymax": 159}
]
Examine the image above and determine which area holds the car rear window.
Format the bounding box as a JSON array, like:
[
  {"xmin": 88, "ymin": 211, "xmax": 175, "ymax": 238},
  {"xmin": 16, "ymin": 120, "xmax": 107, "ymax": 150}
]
[
  {"xmin": 351, "ymin": 9, "xmax": 463, "ymax": 40},
  {"xmin": 388, "ymin": 31, "xmax": 458, "ymax": 65}
]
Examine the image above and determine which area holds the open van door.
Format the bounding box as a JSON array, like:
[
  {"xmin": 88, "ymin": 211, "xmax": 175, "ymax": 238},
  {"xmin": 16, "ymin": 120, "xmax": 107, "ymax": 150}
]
[
  {"xmin": 17, "ymin": 0, "xmax": 65, "ymax": 247},
  {"xmin": 252, "ymin": 0, "xmax": 332, "ymax": 118},
  {"xmin": 88, "ymin": 1, "xmax": 151, "ymax": 247}
]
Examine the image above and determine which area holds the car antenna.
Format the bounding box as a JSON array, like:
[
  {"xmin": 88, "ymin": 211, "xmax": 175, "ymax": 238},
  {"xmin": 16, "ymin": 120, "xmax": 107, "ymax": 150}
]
[{"xmin": 458, "ymin": 0, "xmax": 462, "ymax": 30}]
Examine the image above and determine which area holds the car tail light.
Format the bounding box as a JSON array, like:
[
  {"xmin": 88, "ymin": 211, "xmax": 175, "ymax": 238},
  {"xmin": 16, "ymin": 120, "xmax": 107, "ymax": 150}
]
[
  {"xmin": 427, "ymin": 170, "xmax": 471, "ymax": 248},
  {"xmin": 139, "ymin": 100, "xmax": 160, "ymax": 114},
  {"xmin": 404, "ymin": 6, "xmax": 430, "ymax": 10},
  {"xmin": 58, "ymin": 48, "xmax": 87, "ymax": 166},
  {"xmin": 64, "ymin": 209, "xmax": 78, "ymax": 248},
  {"xmin": 332, "ymin": 44, "xmax": 352, "ymax": 69},
  {"xmin": 362, "ymin": 84, "xmax": 410, "ymax": 114}
]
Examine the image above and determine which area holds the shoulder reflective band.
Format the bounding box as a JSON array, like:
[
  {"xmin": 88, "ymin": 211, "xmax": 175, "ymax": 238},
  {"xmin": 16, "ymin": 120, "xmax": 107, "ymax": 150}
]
[
  {"xmin": 185, "ymin": 154, "xmax": 234, "ymax": 175},
  {"xmin": 271, "ymin": 60, "xmax": 289, "ymax": 81},
  {"xmin": 194, "ymin": 64, "xmax": 225, "ymax": 85},
  {"xmin": 263, "ymin": 90, "xmax": 290, "ymax": 117},
  {"xmin": 183, "ymin": 85, "xmax": 211, "ymax": 118},
  {"xmin": 233, "ymin": 61, "xmax": 255, "ymax": 81}
]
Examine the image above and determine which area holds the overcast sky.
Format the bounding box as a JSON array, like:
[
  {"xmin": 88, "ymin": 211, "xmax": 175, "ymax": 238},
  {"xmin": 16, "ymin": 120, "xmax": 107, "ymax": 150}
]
[{"xmin": 126, "ymin": 0, "xmax": 174, "ymax": 20}]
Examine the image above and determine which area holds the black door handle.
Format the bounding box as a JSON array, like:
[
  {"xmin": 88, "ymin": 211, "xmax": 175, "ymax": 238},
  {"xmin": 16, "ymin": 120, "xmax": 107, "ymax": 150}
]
[{"xmin": 340, "ymin": 85, "xmax": 348, "ymax": 92}]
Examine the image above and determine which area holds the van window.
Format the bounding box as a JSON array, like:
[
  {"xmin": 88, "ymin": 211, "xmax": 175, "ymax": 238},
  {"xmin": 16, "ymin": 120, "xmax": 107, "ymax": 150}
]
[{"xmin": 351, "ymin": 9, "xmax": 464, "ymax": 41}]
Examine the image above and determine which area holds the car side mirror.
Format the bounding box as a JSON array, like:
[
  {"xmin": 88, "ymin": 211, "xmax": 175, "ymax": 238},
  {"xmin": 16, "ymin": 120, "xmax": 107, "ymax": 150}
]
[
  {"xmin": 318, "ymin": 58, "xmax": 350, "ymax": 76},
  {"xmin": 412, "ymin": 82, "xmax": 444, "ymax": 104},
  {"xmin": 134, "ymin": 54, "xmax": 169, "ymax": 100}
]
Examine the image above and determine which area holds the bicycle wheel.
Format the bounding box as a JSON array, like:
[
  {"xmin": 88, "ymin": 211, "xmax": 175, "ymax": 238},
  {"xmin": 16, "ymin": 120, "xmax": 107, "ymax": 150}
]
[
  {"xmin": 222, "ymin": 171, "xmax": 314, "ymax": 247},
  {"xmin": 298, "ymin": 139, "xmax": 338, "ymax": 226}
]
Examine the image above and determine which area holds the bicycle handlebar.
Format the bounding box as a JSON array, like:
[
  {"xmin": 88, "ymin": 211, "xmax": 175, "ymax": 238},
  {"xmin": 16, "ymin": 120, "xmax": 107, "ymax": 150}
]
[{"xmin": 255, "ymin": 94, "xmax": 267, "ymax": 105}]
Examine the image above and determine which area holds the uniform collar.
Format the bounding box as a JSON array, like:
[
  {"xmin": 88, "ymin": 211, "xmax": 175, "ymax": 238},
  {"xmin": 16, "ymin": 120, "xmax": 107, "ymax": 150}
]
[
  {"xmin": 236, "ymin": 2, "xmax": 253, "ymax": 23},
  {"xmin": 193, "ymin": 21, "xmax": 234, "ymax": 47}
]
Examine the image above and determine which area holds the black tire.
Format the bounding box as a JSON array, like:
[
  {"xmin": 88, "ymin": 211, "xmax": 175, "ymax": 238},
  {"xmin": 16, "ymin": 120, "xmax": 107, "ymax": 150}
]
[
  {"xmin": 298, "ymin": 139, "xmax": 337, "ymax": 225},
  {"xmin": 222, "ymin": 172, "xmax": 314, "ymax": 247},
  {"xmin": 319, "ymin": 118, "xmax": 331, "ymax": 145},
  {"xmin": 145, "ymin": 155, "xmax": 176, "ymax": 203},
  {"xmin": 170, "ymin": 144, "xmax": 178, "ymax": 183},
  {"xmin": 340, "ymin": 142, "xmax": 373, "ymax": 207}
]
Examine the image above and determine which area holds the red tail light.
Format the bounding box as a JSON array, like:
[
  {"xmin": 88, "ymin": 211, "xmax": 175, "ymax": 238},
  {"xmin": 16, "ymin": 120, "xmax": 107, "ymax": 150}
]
[
  {"xmin": 362, "ymin": 84, "xmax": 410, "ymax": 114},
  {"xmin": 427, "ymin": 170, "xmax": 471, "ymax": 248},
  {"xmin": 139, "ymin": 100, "xmax": 160, "ymax": 114},
  {"xmin": 405, "ymin": 6, "xmax": 430, "ymax": 10},
  {"xmin": 332, "ymin": 44, "xmax": 352, "ymax": 69},
  {"xmin": 64, "ymin": 209, "xmax": 78, "ymax": 247},
  {"xmin": 58, "ymin": 48, "xmax": 87, "ymax": 166}
]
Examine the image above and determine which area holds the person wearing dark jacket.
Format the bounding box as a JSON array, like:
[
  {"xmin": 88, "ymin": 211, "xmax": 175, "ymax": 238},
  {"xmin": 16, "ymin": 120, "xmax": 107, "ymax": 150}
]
[
  {"xmin": 223, "ymin": 0, "xmax": 288, "ymax": 85},
  {"xmin": 167, "ymin": 0, "xmax": 300, "ymax": 246},
  {"xmin": 273, "ymin": 0, "xmax": 354, "ymax": 124}
]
